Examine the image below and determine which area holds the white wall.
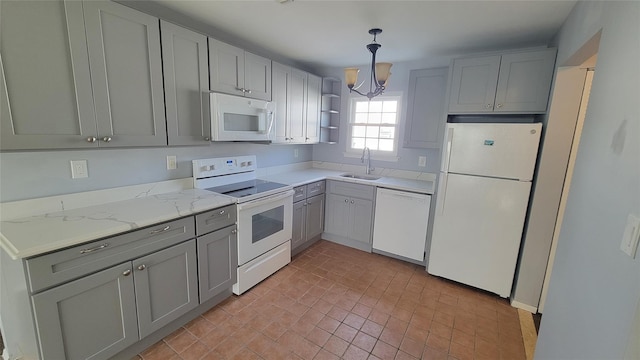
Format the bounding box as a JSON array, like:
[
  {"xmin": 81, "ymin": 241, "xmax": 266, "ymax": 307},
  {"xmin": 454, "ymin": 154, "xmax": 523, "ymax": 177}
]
[
  {"xmin": 535, "ymin": 1, "xmax": 640, "ymax": 359},
  {"xmin": 312, "ymin": 58, "xmax": 453, "ymax": 174}
]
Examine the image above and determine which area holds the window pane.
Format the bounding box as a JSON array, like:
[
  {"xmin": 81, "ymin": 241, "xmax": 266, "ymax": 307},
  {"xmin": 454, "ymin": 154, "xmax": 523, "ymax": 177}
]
[
  {"xmin": 379, "ymin": 139, "xmax": 394, "ymax": 151},
  {"xmin": 355, "ymin": 101, "xmax": 368, "ymax": 113},
  {"xmin": 381, "ymin": 113, "xmax": 397, "ymax": 124},
  {"xmin": 366, "ymin": 126, "xmax": 379, "ymax": 138},
  {"xmin": 355, "ymin": 113, "xmax": 368, "ymax": 123},
  {"xmin": 353, "ymin": 125, "xmax": 366, "ymax": 137},
  {"xmin": 368, "ymin": 101, "xmax": 382, "ymax": 113},
  {"xmin": 382, "ymin": 101, "xmax": 397, "ymax": 113},
  {"xmin": 352, "ymin": 137, "xmax": 365, "ymax": 149},
  {"xmin": 365, "ymin": 138, "xmax": 379, "ymax": 150},
  {"xmin": 368, "ymin": 113, "xmax": 381, "ymax": 124},
  {"xmin": 379, "ymin": 126, "xmax": 395, "ymax": 139}
]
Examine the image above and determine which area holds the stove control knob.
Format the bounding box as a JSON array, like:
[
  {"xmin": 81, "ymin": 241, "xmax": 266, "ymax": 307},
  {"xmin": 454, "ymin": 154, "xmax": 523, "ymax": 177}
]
[
  {"xmin": 208, "ymin": 165, "xmax": 216, "ymax": 171},
  {"xmin": 248, "ymin": 161, "xmax": 253, "ymax": 166}
]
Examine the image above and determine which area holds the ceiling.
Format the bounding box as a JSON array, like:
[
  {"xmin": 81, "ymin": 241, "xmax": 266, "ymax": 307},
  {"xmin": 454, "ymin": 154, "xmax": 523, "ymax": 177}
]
[{"xmin": 152, "ymin": 0, "xmax": 577, "ymax": 69}]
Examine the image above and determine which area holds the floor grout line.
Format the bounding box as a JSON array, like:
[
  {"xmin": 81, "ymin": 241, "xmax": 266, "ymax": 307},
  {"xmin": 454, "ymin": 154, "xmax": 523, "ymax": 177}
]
[{"xmin": 518, "ymin": 308, "xmax": 538, "ymax": 360}]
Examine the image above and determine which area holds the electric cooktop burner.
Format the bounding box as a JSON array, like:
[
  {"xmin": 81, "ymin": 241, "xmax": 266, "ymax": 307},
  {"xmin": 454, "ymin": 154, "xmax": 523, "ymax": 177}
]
[{"xmin": 206, "ymin": 179, "xmax": 289, "ymax": 198}]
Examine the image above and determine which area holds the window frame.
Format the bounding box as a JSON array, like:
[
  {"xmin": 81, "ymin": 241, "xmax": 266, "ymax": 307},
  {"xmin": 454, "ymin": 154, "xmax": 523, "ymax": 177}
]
[{"xmin": 344, "ymin": 92, "xmax": 402, "ymax": 161}]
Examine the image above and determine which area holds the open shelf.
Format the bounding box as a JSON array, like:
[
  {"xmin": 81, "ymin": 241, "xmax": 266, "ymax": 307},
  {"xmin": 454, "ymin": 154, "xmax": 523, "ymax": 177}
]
[{"xmin": 320, "ymin": 77, "xmax": 341, "ymax": 145}]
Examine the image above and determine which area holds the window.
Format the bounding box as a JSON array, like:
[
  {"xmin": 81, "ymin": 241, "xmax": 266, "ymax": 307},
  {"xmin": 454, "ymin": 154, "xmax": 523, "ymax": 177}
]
[{"xmin": 348, "ymin": 94, "xmax": 401, "ymax": 157}]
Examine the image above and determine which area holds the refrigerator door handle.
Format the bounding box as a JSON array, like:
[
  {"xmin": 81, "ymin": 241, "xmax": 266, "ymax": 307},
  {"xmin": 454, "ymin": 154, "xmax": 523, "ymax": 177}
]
[
  {"xmin": 441, "ymin": 128, "xmax": 454, "ymax": 172},
  {"xmin": 437, "ymin": 173, "xmax": 448, "ymax": 215}
]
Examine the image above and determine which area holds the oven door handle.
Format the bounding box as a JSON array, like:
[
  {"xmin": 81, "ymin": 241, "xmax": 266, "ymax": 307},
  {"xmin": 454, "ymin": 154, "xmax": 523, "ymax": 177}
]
[{"xmin": 236, "ymin": 190, "xmax": 294, "ymax": 211}]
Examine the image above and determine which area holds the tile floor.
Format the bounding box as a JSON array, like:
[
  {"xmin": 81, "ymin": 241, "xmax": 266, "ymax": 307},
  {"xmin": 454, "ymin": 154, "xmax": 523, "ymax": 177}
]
[{"xmin": 136, "ymin": 240, "xmax": 527, "ymax": 360}]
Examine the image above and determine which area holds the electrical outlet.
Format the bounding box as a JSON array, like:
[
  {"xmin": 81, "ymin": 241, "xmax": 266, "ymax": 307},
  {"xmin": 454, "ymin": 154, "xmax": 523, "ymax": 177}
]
[
  {"xmin": 418, "ymin": 156, "xmax": 427, "ymax": 167},
  {"xmin": 166, "ymin": 156, "xmax": 177, "ymax": 170},
  {"xmin": 294, "ymin": 148, "xmax": 299, "ymax": 158},
  {"xmin": 621, "ymin": 213, "xmax": 640, "ymax": 258},
  {"xmin": 70, "ymin": 160, "xmax": 88, "ymax": 179}
]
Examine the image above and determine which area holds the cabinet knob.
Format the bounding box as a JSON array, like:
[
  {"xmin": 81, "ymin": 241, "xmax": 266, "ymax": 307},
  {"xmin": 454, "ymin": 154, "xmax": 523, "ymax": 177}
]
[
  {"xmin": 86, "ymin": 136, "xmax": 97, "ymax": 143},
  {"xmin": 351, "ymin": 200, "xmax": 354, "ymax": 204},
  {"xmin": 486, "ymin": 104, "xmax": 492, "ymax": 109},
  {"xmin": 123, "ymin": 269, "xmax": 131, "ymax": 276},
  {"xmin": 345, "ymin": 199, "xmax": 348, "ymax": 203},
  {"xmin": 231, "ymin": 229, "xmax": 237, "ymax": 234},
  {"xmin": 219, "ymin": 210, "xmax": 225, "ymax": 215},
  {"xmin": 102, "ymin": 136, "xmax": 112, "ymax": 143},
  {"xmin": 137, "ymin": 264, "xmax": 146, "ymax": 271},
  {"xmin": 496, "ymin": 103, "xmax": 503, "ymax": 109},
  {"xmin": 204, "ymin": 137, "xmax": 210, "ymax": 141},
  {"xmin": 245, "ymin": 89, "xmax": 252, "ymax": 94},
  {"xmin": 235, "ymin": 87, "xmax": 245, "ymax": 92},
  {"xmin": 305, "ymin": 137, "xmax": 310, "ymax": 141}
]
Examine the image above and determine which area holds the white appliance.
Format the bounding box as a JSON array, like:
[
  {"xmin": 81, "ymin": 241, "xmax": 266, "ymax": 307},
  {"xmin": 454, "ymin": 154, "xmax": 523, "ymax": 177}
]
[
  {"xmin": 193, "ymin": 156, "xmax": 293, "ymax": 295},
  {"xmin": 372, "ymin": 188, "xmax": 431, "ymax": 263},
  {"xmin": 210, "ymin": 92, "xmax": 275, "ymax": 142},
  {"xmin": 428, "ymin": 122, "xmax": 542, "ymax": 298}
]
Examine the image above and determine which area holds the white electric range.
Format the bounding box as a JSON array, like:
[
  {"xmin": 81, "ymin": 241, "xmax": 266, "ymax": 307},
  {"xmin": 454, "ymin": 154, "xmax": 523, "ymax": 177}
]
[{"xmin": 193, "ymin": 155, "xmax": 294, "ymax": 295}]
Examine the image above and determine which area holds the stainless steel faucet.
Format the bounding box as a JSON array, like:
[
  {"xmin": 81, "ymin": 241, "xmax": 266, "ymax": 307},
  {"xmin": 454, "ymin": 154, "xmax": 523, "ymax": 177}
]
[{"xmin": 361, "ymin": 147, "xmax": 374, "ymax": 175}]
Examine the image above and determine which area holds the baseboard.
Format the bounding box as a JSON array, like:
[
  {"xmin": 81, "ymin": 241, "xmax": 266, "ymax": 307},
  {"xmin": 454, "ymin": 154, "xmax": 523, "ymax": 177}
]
[{"xmin": 511, "ymin": 299, "xmax": 538, "ymax": 314}]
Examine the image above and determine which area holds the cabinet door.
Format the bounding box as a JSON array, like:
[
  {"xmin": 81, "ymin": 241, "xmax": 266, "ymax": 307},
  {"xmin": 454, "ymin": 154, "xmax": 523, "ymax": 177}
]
[
  {"xmin": 197, "ymin": 225, "xmax": 238, "ymax": 303},
  {"xmin": 289, "ymin": 68, "xmax": 308, "ymax": 143},
  {"xmin": 83, "ymin": 1, "xmax": 167, "ymax": 147},
  {"xmin": 350, "ymin": 198, "xmax": 374, "ymax": 245},
  {"xmin": 134, "ymin": 240, "xmax": 198, "ymax": 339},
  {"xmin": 305, "ymin": 194, "xmax": 325, "ymax": 241},
  {"xmin": 305, "ymin": 74, "xmax": 322, "ymax": 143},
  {"xmin": 292, "ymin": 201, "xmax": 306, "ymax": 250},
  {"xmin": 404, "ymin": 67, "xmax": 448, "ymax": 148},
  {"xmin": 272, "ymin": 62, "xmax": 290, "ymax": 143},
  {"xmin": 0, "ymin": 0, "xmax": 97, "ymax": 150},
  {"xmin": 448, "ymin": 55, "xmax": 501, "ymax": 114},
  {"xmin": 324, "ymin": 194, "xmax": 351, "ymax": 238},
  {"xmin": 208, "ymin": 38, "xmax": 245, "ymax": 97},
  {"xmin": 493, "ymin": 49, "xmax": 557, "ymax": 113},
  {"xmin": 244, "ymin": 52, "xmax": 272, "ymax": 101},
  {"xmin": 31, "ymin": 263, "xmax": 138, "ymax": 360},
  {"xmin": 161, "ymin": 20, "xmax": 210, "ymax": 146}
]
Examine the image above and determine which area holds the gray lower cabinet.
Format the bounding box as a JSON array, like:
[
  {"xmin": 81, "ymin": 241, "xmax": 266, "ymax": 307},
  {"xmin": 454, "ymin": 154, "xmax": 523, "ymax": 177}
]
[
  {"xmin": 31, "ymin": 263, "xmax": 139, "ymax": 360},
  {"xmin": 161, "ymin": 20, "xmax": 211, "ymax": 146},
  {"xmin": 31, "ymin": 240, "xmax": 198, "ymax": 359},
  {"xmin": 197, "ymin": 225, "xmax": 238, "ymax": 303},
  {"xmin": 292, "ymin": 181, "xmax": 325, "ymax": 255},
  {"xmin": 133, "ymin": 240, "xmax": 198, "ymax": 338},
  {"xmin": 323, "ymin": 181, "xmax": 374, "ymax": 251}
]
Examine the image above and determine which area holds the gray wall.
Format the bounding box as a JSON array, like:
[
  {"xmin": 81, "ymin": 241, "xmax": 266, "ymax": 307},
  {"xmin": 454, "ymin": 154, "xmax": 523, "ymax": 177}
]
[
  {"xmin": 0, "ymin": 144, "xmax": 312, "ymax": 202},
  {"xmin": 536, "ymin": 1, "xmax": 640, "ymax": 359},
  {"xmin": 312, "ymin": 58, "xmax": 453, "ymax": 174}
]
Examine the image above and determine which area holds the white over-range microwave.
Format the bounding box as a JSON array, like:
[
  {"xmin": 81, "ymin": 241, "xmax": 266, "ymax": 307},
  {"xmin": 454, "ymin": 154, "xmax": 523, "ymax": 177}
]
[{"xmin": 210, "ymin": 92, "xmax": 275, "ymax": 142}]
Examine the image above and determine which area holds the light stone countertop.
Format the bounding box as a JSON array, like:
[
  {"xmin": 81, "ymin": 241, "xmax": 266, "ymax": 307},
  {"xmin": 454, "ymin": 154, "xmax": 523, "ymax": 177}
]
[
  {"xmin": 0, "ymin": 189, "xmax": 234, "ymax": 260},
  {"xmin": 260, "ymin": 169, "xmax": 436, "ymax": 195}
]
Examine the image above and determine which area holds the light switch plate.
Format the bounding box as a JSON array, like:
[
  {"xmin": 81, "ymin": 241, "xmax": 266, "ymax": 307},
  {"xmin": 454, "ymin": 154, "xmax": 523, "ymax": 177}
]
[
  {"xmin": 621, "ymin": 213, "xmax": 640, "ymax": 258},
  {"xmin": 418, "ymin": 156, "xmax": 427, "ymax": 167},
  {"xmin": 166, "ymin": 156, "xmax": 177, "ymax": 170},
  {"xmin": 70, "ymin": 160, "xmax": 88, "ymax": 179}
]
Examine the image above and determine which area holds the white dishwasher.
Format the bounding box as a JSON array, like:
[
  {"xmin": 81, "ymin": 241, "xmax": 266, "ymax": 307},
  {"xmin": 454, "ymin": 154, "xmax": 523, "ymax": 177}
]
[{"xmin": 372, "ymin": 188, "xmax": 431, "ymax": 262}]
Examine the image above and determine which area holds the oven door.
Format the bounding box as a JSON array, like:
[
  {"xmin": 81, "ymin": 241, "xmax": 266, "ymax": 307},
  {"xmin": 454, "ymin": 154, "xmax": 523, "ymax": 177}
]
[{"xmin": 236, "ymin": 190, "xmax": 293, "ymax": 265}]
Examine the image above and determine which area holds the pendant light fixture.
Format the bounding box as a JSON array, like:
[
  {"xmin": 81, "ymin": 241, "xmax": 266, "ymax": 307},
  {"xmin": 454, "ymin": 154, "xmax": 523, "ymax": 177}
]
[{"xmin": 344, "ymin": 28, "xmax": 392, "ymax": 100}]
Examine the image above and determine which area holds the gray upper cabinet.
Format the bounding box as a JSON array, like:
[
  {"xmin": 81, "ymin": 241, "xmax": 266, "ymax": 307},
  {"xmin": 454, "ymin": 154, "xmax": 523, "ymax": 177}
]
[
  {"xmin": 31, "ymin": 263, "xmax": 139, "ymax": 360},
  {"xmin": 448, "ymin": 49, "xmax": 557, "ymax": 114},
  {"xmin": 403, "ymin": 67, "xmax": 448, "ymax": 149},
  {"xmin": 161, "ymin": 21, "xmax": 211, "ymax": 146},
  {"xmin": 305, "ymin": 74, "xmax": 322, "ymax": 143},
  {"xmin": 83, "ymin": 1, "xmax": 167, "ymax": 147},
  {"xmin": 208, "ymin": 38, "xmax": 271, "ymax": 101},
  {"xmin": 0, "ymin": 0, "xmax": 97, "ymax": 150}
]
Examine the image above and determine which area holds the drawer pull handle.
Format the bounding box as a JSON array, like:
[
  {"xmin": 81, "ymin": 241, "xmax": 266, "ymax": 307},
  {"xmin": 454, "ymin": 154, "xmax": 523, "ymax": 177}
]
[
  {"xmin": 137, "ymin": 264, "xmax": 146, "ymax": 271},
  {"xmin": 80, "ymin": 243, "xmax": 109, "ymax": 254},
  {"xmin": 123, "ymin": 269, "xmax": 131, "ymax": 276},
  {"xmin": 150, "ymin": 225, "xmax": 171, "ymax": 234}
]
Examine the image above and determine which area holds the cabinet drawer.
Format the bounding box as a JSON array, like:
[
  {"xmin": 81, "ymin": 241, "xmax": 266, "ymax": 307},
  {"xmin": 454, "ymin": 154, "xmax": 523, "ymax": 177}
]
[
  {"xmin": 293, "ymin": 186, "xmax": 307, "ymax": 202},
  {"xmin": 327, "ymin": 180, "xmax": 374, "ymax": 200},
  {"xmin": 26, "ymin": 217, "xmax": 195, "ymax": 293},
  {"xmin": 195, "ymin": 204, "xmax": 236, "ymax": 236},
  {"xmin": 306, "ymin": 180, "xmax": 325, "ymax": 197}
]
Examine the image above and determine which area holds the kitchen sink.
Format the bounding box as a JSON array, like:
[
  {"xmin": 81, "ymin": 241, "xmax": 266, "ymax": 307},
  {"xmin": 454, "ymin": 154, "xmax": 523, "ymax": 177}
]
[{"xmin": 340, "ymin": 173, "xmax": 381, "ymax": 181}]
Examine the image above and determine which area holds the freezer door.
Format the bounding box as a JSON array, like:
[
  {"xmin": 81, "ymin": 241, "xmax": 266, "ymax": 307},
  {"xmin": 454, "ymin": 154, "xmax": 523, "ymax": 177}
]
[
  {"xmin": 428, "ymin": 173, "xmax": 531, "ymax": 297},
  {"xmin": 441, "ymin": 123, "xmax": 542, "ymax": 180}
]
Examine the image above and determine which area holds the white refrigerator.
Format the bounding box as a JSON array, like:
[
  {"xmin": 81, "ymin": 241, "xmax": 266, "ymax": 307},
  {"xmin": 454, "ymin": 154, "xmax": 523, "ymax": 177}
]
[{"xmin": 427, "ymin": 122, "xmax": 542, "ymax": 298}]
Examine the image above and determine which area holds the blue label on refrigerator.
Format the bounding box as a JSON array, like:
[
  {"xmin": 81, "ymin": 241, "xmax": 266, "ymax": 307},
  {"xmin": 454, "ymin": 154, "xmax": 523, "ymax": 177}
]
[{"xmin": 484, "ymin": 140, "xmax": 495, "ymax": 146}]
